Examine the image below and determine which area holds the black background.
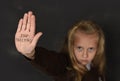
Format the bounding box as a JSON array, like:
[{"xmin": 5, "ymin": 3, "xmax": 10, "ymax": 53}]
[{"xmin": 0, "ymin": 0, "xmax": 120, "ymax": 81}]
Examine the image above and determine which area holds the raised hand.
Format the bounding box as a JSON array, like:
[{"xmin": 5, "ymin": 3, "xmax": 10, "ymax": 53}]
[{"xmin": 15, "ymin": 11, "xmax": 42, "ymax": 59}]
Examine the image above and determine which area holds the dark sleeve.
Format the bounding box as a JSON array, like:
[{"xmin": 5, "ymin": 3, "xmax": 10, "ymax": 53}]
[{"xmin": 30, "ymin": 47, "xmax": 68, "ymax": 76}]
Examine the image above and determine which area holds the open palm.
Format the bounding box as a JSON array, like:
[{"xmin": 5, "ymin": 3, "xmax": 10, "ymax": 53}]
[{"xmin": 15, "ymin": 11, "xmax": 42, "ymax": 57}]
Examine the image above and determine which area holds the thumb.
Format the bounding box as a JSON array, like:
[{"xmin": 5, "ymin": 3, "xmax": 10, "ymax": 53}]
[{"xmin": 31, "ymin": 32, "xmax": 43, "ymax": 47}]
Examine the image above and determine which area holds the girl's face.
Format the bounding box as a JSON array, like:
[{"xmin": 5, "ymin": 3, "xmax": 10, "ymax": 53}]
[{"xmin": 73, "ymin": 31, "xmax": 98, "ymax": 66}]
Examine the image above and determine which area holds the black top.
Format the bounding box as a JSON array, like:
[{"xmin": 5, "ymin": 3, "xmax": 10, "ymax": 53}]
[{"xmin": 29, "ymin": 47, "xmax": 103, "ymax": 81}]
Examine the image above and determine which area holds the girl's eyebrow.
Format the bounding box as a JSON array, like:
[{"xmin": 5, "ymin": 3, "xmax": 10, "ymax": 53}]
[
  {"xmin": 77, "ymin": 46, "xmax": 82, "ymax": 48},
  {"xmin": 76, "ymin": 46, "xmax": 83, "ymax": 48}
]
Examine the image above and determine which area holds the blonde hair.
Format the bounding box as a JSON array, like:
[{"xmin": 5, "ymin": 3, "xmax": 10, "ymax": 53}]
[{"xmin": 62, "ymin": 20, "xmax": 106, "ymax": 81}]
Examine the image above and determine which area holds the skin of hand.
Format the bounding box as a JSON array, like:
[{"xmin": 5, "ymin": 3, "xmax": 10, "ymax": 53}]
[{"xmin": 15, "ymin": 11, "xmax": 43, "ymax": 60}]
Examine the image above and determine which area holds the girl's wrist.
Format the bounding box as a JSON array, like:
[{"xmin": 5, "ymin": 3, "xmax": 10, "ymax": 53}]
[{"xmin": 25, "ymin": 50, "xmax": 35, "ymax": 60}]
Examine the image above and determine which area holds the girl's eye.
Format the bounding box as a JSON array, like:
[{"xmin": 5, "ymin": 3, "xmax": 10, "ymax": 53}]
[
  {"xmin": 77, "ymin": 46, "xmax": 83, "ymax": 51},
  {"xmin": 88, "ymin": 47, "xmax": 95, "ymax": 52}
]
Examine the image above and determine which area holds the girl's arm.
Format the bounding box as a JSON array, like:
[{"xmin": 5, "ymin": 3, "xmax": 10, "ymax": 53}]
[
  {"xmin": 30, "ymin": 46, "xmax": 68, "ymax": 76},
  {"xmin": 15, "ymin": 11, "xmax": 68, "ymax": 76}
]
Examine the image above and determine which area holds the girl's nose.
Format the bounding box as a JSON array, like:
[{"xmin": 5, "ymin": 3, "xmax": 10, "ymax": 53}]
[{"xmin": 82, "ymin": 51, "xmax": 88, "ymax": 58}]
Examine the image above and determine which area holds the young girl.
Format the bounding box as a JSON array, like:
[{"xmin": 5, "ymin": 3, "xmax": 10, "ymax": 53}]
[{"xmin": 15, "ymin": 11, "xmax": 106, "ymax": 81}]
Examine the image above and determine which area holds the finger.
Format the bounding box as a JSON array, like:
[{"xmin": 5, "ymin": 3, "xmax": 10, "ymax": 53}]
[
  {"xmin": 30, "ymin": 15, "xmax": 36, "ymax": 36},
  {"xmin": 31, "ymin": 32, "xmax": 43, "ymax": 47},
  {"xmin": 17, "ymin": 18, "xmax": 23, "ymax": 32},
  {"xmin": 22, "ymin": 13, "xmax": 27, "ymax": 31},
  {"xmin": 26, "ymin": 11, "xmax": 33, "ymax": 32}
]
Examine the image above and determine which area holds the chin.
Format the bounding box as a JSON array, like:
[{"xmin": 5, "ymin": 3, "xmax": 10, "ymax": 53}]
[
  {"xmin": 79, "ymin": 60, "xmax": 89, "ymax": 65},
  {"xmin": 78, "ymin": 62, "xmax": 87, "ymax": 66},
  {"xmin": 81, "ymin": 63, "xmax": 88, "ymax": 66}
]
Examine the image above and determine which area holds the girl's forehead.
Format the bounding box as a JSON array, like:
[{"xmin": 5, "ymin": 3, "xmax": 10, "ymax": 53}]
[
  {"xmin": 74, "ymin": 31, "xmax": 98, "ymax": 39},
  {"xmin": 74, "ymin": 32, "xmax": 99, "ymax": 44}
]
